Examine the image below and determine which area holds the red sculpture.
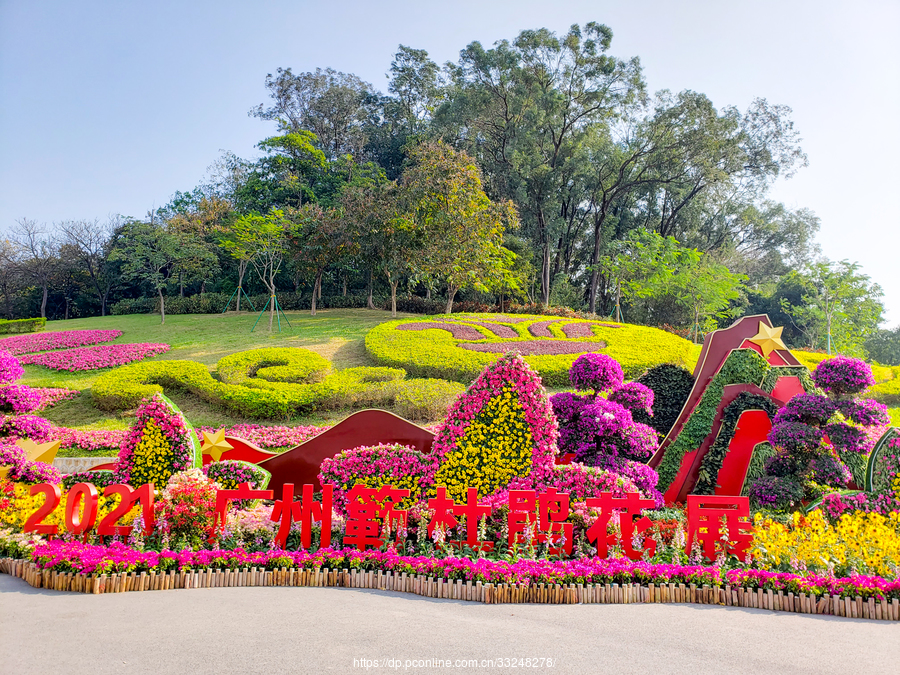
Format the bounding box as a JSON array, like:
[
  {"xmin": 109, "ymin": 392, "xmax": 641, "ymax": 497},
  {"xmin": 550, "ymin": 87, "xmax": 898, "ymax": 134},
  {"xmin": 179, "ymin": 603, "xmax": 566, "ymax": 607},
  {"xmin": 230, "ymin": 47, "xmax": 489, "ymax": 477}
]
[
  {"xmin": 427, "ymin": 487, "xmax": 493, "ymax": 552},
  {"xmin": 269, "ymin": 483, "xmax": 333, "ymax": 550},
  {"xmin": 585, "ymin": 492, "xmax": 657, "ymax": 561},
  {"xmin": 343, "ymin": 485, "xmax": 410, "ymax": 551}
]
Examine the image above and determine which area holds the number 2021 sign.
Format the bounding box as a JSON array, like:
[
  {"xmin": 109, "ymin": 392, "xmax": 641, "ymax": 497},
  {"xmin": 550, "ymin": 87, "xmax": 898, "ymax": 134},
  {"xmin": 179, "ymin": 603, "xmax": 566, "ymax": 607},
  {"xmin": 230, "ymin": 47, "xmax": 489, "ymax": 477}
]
[{"xmin": 24, "ymin": 482, "xmax": 155, "ymax": 538}]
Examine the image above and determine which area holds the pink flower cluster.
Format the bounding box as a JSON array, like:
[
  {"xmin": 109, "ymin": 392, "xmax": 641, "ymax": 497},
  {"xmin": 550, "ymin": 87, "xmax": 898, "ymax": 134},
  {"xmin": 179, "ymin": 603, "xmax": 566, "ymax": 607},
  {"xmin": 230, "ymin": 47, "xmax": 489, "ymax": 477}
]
[
  {"xmin": 19, "ymin": 343, "xmax": 170, "ymax": 371},
  {"xmin": 0, "ymin": 349, "xmax": 23, "ymax": 384},
  {"xmin": 0, "ymin": 386, "xmax": 78, "ymax": 415},
  {"xmin": 0, "ymin": 330, "xmax": 122, "ymax": 355},
  {"xmin": 52, "ymin": 426, "xmax": 127, "ymax": 454},
  {"xmin": 430, "ymin": 353, "xmax": 559, "ymax": 484},
  {"xmin": 22, "ymin": 541, "xmax": 900, "ymax": 600},
  {"xmin": 194, "ymin": 424, "xmax": 325, "ymax": 449}
]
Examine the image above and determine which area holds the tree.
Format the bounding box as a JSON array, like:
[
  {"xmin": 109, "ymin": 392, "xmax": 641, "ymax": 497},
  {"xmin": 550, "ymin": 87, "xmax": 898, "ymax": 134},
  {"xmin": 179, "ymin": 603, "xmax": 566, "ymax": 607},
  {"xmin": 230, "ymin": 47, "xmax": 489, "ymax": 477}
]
[
  {"xmin": 8, "ymin": 219, "xmax": 59, "ymax": 318},
  {"xmin": 250, "ymin": 67, "xmax": 375, "ymax": 160},
  {"xmin": 865, "ymin": 326, "xmax": 900, "ymax": 366},
  {"xmin": 108, "ymin": 220, "xmax": 181, "ymax": 324},
  {"xmin": 341, "ymin": 176, "xmax": 418, "ymax": 317},
  {"xmin": 401, "ymin": 142, "xmax": 520, "ymax": 313},
  {"xmin": 784, "ymin": 259, "xmax": 884, "ymax": 355},
  {"xmin": 59, "ymin": 216, "xmax": 120, "ymax": 316},
  {"xmin": 222, "ymin": 211, "xmax": 289, "ymax": 331},
  {"xmin": 437, "ymin": 22, "xmax": 645, "ymax": 304},
  {"xmin": 286, "ymin": 204, "xmax": 354, "ymax": 316}
]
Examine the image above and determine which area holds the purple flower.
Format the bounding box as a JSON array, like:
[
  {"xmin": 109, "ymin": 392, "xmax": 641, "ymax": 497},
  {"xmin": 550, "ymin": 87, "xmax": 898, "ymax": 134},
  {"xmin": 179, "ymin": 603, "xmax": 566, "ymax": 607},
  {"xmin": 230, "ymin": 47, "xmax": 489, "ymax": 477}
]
[
  {"xmin": 608, "ymin": 382, "xmax": 654, "ymax": 416},
  {"xmin": 812, "ymin": 356, "xmax": 875, "ymax": 398},
  {"xmin": 569, "ymin": 353, "xmax": 624, "ymax": 394},
  {"xmin": 7, "ymin": 459, "xmax": 61, "ymax": 485},
  {"xmin": 0, "ymin": 385, "xmax": 43, "ymax": 414},
  {"xmin": 0, "ymin": 414, "xmax": 53, "ymax": 442},
  {"xmin": 775, "ymin": 394, "xmax": 835, "ymax": 426},
  {"xmin": 835, "ymin": 399, "xmax": 890, "ymax": 427}
]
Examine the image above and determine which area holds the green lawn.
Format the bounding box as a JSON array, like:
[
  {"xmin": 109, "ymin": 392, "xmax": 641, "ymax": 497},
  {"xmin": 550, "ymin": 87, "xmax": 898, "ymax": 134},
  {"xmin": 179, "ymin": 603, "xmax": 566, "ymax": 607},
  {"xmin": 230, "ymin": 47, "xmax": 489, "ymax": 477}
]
[{"xmin": 21, "ymin": 309, "xmax": 416, "ymax": 429}]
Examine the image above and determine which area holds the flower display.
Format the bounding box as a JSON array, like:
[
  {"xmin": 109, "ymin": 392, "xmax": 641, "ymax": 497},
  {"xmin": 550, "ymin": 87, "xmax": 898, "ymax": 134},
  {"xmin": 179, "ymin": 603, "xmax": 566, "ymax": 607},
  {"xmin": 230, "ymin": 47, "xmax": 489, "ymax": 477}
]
[
  {"xmin": 751, "ymin": 509, "xmax": 900, "ymax": 578},
  {"xmin": 0, "ymin": 385, "xmax": 42, "ymax": 414},
  {"xmin": 114, "ymin": 395, "xmax": 200, "ymax": 488},
  {"xmin": 51, "ymin": 426, "xmax": 127, "ymax": 454},
  {"xmin": 202, "ymin": 460, "xmax": 271, "ymax": 509},
  {"xmin": 19, "ymin": 343, "xmax": 170, "ymax": 371},
  {"xmin": 0, "ymin": 414, "xmax": 53, "ymax": 443},
  {"xmin": 607, "ymin": 382, "xmax": 654, "ymax": 416},
  {"xmin": 320, "ymin": 443, "xmax": 431, "ymax": 513},
  {"xmin": 569, "ymin": 353, "xmax": 624, "ymax": 394},
  {"xmin": 6, "ymin": 459, "xmax": 61, "ymax": 485},
  {"xmin": 11, "ymin": 538, "xmax": 900, "ymax": 601},
  {"xmin": 811, "ymin": 356, "xmax": 875, "ymax": 398},
  {"xmin": 429, "ymin": 354, "xmax": 558, "ymax": 502},
  {"xmin": 0, "ymin": 349, "xmax": 23, "ymax": 384},
  {"xmin": 0, "ymin": 329, "xmax": 122, "ymax": 355},
  {"xmin": 154, "ymin": 469, "xmax": 220, "ymax": 545},
  {"xmin": 194, "ymin": 424, "xmax": 324, "ymax": 449}
]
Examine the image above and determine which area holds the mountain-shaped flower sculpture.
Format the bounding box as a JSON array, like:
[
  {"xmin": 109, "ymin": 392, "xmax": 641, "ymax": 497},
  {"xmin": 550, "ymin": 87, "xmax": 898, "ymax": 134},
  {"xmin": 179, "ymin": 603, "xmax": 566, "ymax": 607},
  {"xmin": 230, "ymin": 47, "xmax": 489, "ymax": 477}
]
[
  {"xmin": 114, "ymin": 394, "xmax": 201, "ymax": 488},
  {"xmin": 430, "ymin": 353, "xmax": 558, "ymax": 501}
]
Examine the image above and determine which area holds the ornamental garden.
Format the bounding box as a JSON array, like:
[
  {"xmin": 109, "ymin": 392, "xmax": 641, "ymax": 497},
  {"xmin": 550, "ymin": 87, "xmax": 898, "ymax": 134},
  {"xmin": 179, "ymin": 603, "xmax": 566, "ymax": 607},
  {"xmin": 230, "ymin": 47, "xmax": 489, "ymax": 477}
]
[{"xmin": 1, "ymin": 311, "xmax": 899, "ymax": 619}]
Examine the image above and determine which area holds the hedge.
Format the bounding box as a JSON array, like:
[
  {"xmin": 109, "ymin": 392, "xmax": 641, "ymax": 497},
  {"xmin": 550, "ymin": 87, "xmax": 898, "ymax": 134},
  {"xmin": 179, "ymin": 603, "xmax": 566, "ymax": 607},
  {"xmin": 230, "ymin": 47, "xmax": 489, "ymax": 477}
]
[
  {"xmin": 0, "ymin": 318, "xmax": 46, "ymax": 334},
  {"xmin": 91, "ymin": 348, "xmax": 464, "ymax": 421},
  {"xmin": 365, "ymin": 315, "xmax": 696, "ymax": 386}
]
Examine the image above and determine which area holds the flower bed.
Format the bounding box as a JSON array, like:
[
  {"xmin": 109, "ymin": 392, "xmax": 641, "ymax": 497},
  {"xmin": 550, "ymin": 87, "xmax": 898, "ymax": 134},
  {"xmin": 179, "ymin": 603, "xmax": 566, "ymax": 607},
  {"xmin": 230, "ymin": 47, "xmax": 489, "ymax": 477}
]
[
  {"xmin": 0, "ymin": 330, "xmax": 122, "ymax": 355},
  {"xmin": 366, "ymin": 314, "xmax": 696, "ymax": 386},
  {"xmin": 4, "ymin": 540, "xmax": 899, "ymax": 605},
  {"xmin": 194, "ymin": 424, "xmax": 325, "ymax": 449},
  {"xmin": 19, "ymin": 343, "xmax": 170, "ymax": 371}
]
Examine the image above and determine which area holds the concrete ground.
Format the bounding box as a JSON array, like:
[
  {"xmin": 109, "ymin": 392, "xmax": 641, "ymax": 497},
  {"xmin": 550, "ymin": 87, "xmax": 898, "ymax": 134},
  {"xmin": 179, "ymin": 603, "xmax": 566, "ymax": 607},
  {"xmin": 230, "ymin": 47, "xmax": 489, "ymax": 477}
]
[{"xmin": 1, "ymin": 574, "xmax": 898, "ymax": 675}]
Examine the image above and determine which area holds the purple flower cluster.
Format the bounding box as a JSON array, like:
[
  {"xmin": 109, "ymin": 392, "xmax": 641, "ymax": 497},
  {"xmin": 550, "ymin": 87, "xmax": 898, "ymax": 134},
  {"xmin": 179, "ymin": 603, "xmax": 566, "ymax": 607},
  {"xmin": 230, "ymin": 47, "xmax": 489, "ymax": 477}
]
[
  {"xmin": 819, "ymin": 492, "xmax": 900, "ymax": 521},
  {"xmin": 608, "ymin": 382, "xmax": 655, "ymax": 416},
  {"xmin": 0, "ymin": 329, "xmax": 122, "ymax": 355},
  {"xmin": 808, "ymin": 454, "xmax": 853, "ymax": 486},
  {"xmin": 812, "ymin": 356, "xmax": 875, "ymax": 398},
  {"xmin": 836, "ymin": 399, "xmax": 890, "ymax": 428},
  {"xmin": 0, "ymin": 443, "xmax": 26, "ymax": 467},
  {"xmin": 25, "ymin": 541, "xmax": 900, "ymax": 600},
  {"xmin": 0, "ymin": 349, "xmax": 23, "ymax": 384},
  {"xmin": 776, "ymin": 394, "xmax": 835, "ymax": 425},
  {"xmin": 767, "ymin": 421, "xmax": 824, "ymax": 453},
  {"xmin": 0, "ymin": 441, "xmax": 61, "ymax": 485},
  {"xmin": 569, "ymin": 353, "xmax": 624, "ymax": 394},
  {"xmin": 747, "ymin": 475, "xmax": 804, "ymax": 509},
  {"xmin": 823, "ymin": 422, "xmax": 868, "ymax": 454},
  {"xmin": 19, "ymin": 343, "xmax": 170, "ymax": 371}
]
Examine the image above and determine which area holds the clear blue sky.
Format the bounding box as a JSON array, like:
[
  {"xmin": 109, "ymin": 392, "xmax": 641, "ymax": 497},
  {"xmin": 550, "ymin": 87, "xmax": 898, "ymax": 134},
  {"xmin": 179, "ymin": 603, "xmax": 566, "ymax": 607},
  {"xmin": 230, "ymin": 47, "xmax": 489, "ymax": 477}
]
[{"xmin": 1, "ymin": 0, "xmax": 898, "ymax": 323}]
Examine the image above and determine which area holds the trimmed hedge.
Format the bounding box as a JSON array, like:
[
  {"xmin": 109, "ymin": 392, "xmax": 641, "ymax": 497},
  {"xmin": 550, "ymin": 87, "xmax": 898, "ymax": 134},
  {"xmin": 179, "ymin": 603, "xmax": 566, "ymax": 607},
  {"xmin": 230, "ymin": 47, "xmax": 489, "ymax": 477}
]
[
  {"xmin": 365, "ymin": 315, "xmax": 695, "ymax": 386},
  {"xmin": 91, "ymin": 347, "xmax": 464, "ymax": 421},
  {"xmin": 0, "ymin": 318, "xmax": 46, "ymax": 334},
  {"xmin": 632, "ymin": 364, "xmax": 695, "ymax": 435}
]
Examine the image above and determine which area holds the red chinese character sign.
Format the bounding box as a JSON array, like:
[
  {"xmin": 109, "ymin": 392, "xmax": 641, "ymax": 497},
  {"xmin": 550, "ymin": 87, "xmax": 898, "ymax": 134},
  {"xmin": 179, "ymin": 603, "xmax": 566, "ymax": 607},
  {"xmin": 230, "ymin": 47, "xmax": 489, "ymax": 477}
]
[
  {"xmin": 427, "ymin": 487, "xmax": 493, "ymax": 552},
  {"xmin": 585, "ymin": 492, "xmax": 657, "ymax": 561},
  {"xmin": 344, "ymin": 485, "xmax": 410, "ymax": 551},
  {"xmin": 269, "ymin": 483, "xmax": 332, "ymax": 549},
  {"xmin": 507, "ymin": 489, "xmax": 573, "ymax": 556},
  {"xmin": 686, "ymin": 495, "xmax": 753, "ymax": 562}
]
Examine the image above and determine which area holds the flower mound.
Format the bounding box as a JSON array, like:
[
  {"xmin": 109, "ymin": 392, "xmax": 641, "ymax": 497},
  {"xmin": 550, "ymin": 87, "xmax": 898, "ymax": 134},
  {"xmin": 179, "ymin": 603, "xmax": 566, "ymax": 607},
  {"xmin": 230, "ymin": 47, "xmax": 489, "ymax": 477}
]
[
  {"xmin": 202, "ymin": 461, "xmax": 270, "ymax": 509},
  {"xmin": 115, "ymin": 395, "xmax": 200, "ymax": 488},
  {"xmin": 429, "ymin": 354, "xmax": 558, "ymax": 501},
  {"xmin": 569, "ymin": 353, "xmax": 624, "ymax": 394},
  {"xmin": 19, "ymin": 343, "xmax": 170, "ymax": 371},
  {"xmin": 0, "ymin": 415, "xmax": 53, "ymax": 443},
  {"xmin": 0, "ymin": 329, "xmax": 122, "ymax": 355},
  {"xmin": 812, "ymin": 356, "xmax": 875, "ymax": 398},
  {"xmin": 320, "ymin": 443, "xmax": 431, "ymax": 513},
  {"xmin": 0, "ymin": 385, "xmax": 42, "ymax": 414}
]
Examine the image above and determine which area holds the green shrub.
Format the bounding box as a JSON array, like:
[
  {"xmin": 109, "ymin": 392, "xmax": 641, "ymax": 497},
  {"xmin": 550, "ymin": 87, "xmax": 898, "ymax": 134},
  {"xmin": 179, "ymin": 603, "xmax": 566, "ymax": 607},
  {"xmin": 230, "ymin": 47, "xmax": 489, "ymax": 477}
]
[
  {"xmin": 365, "ymin": 315, "xmax": 695, "ymax": 386},
  {"xmin": 633, "ymin": 364, "xmax": 695, "ymax": 435},
  {"xmin": 92, "ymin": 348, "xmax": 463, "ymax": 421},
  {"xmin": 0, "ymin": 317, "xmax": 46, "ymax": 334},
  {"xmin": 110, "ymin": 297, "xmax": 157, "ymax": 315}
]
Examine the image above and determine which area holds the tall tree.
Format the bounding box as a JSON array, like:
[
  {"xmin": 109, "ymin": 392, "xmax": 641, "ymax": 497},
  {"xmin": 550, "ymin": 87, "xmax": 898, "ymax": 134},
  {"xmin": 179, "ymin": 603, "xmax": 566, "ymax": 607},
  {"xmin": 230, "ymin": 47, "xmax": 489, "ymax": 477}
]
[
  {"xmin": 9, "ymin": 218, "xmax": 59, "ymax": 318},
  {"xmin": 222, "ymin": 211, "xmax": 289, "ymax": 331},
  {"xmin": 437, "ymin": 22, "xmax": 645, "ymax": 304},
  {"xmin": 402, "ymin": 142, "xmax": 520, "ymax": 313},
  {"xmin": 59, "ymin": 216, "xmax": 120, "ymax": 316}
]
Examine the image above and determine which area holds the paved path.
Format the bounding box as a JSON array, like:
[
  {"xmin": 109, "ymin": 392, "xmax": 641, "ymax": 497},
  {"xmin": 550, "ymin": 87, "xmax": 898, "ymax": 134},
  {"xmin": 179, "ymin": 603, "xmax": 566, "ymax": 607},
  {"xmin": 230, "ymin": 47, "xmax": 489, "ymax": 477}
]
[{"xmin": 1, "ymin": 574, "xmax": 898, "ymax": 675}]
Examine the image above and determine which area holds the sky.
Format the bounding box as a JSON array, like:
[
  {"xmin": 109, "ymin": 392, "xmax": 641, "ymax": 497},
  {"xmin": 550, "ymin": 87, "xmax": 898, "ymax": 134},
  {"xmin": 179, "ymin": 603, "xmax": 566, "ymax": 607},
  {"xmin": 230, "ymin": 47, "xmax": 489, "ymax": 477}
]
[{"xmin": 1, "ymin": 0, "xmax": 898, "ymax": 323}]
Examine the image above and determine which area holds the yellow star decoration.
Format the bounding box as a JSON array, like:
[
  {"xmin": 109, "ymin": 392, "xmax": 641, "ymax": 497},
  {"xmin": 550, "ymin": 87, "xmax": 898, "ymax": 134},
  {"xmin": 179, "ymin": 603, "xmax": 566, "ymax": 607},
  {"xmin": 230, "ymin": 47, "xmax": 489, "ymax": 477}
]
[
  {"xmin": 15, "ymin": 438, "xmax": 62, "ymax": 465},
  {"xmin": 201, "ymin": 430, "xmax": 233, "ymax": 463},
  {"xmin": 748, "ymin": 321, "xmax": 788, "ymax": 357}
]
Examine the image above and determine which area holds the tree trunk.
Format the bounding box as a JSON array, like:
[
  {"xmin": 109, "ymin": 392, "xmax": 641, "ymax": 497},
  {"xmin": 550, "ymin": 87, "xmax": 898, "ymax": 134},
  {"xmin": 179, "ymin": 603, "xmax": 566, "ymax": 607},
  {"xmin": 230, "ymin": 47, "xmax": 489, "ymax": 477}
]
[
  {"xmin": 342, "ymin": 277, "xmax": 347, "ymax": 296},
  {"xmin": 268, "ymin": 293, "xmax": 275, "ymax": 331},
  {"xmin": 159, "ymin": 288, "xmax": 166, "ymax": 325},
  {"xmin": 179, "ymin": 272, "xmax": 184, "ymax": 298},
  {"xmin": 237, "ymin": 264, "xmax": 245, "ymax": 313},
  {"xmin": 367, "ymin": 270, "xmax": 375, "ymax": 309},
  {"xmin": 390, "ymin": 279, "xmax": 399, "ymax": 318},
  {"xmin": 425, "ymin": 286, "xmax": 431, "ymax": 300},
  {"xmin": 101, "ymin": 286, "xmax": 109, "ymax": 317},
  {"xmin": 587, "ymin": 211, "xmax": 606, "ymax": 314},
  {"xmin": 40, "ymin": 283, "xmax": 48, "ymax": 318},
  {"xmin": 311, "ymin": 273, "xmax": 321, "ymax": 316},
  {"xmin": 445, "ymin": 284, "xmax": 458, "ymax": 314},
  {"xmin": 200, "ymin": 280, "xmax": 206, "ymax": 296}
]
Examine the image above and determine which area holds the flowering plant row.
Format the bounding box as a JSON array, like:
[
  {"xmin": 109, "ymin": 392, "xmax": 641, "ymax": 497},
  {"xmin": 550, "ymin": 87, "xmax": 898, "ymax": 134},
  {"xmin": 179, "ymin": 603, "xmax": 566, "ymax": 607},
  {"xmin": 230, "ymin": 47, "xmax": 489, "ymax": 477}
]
[
  {"xmin": 0, "ymin": 330, "xmax": 122, "ymax": 355},
  {"xmin": 13, "ymin": 539, "xmax": 900, "ymax": 601},
  {"xmin": 19, "ymin": 343, "xmax": 170, "ymax": 371},
  {"xmin": 0, "ymin": 385, "xmax": 78, "ymax": 415}
]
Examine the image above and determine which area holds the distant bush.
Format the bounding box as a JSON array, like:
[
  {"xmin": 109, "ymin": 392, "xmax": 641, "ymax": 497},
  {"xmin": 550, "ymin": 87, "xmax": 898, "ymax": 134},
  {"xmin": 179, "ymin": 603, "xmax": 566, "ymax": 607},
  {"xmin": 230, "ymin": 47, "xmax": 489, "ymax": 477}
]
[{"xmin": 0, "ymin": 318, "xmax": 46, "ymax": 334}]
